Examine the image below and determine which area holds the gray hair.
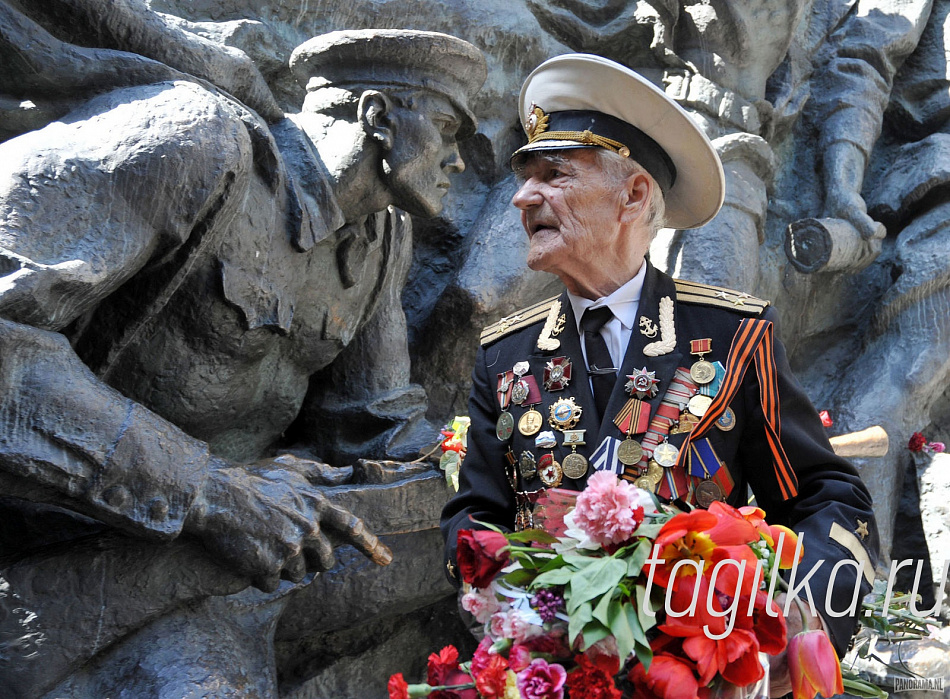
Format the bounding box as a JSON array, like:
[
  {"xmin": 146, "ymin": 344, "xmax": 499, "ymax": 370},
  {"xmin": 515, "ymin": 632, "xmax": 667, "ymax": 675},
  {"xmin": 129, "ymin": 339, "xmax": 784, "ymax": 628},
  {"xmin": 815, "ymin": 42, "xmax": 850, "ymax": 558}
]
[{"xmin": 593, "ymin": 149, "xmax": 667, "ymax": 236}]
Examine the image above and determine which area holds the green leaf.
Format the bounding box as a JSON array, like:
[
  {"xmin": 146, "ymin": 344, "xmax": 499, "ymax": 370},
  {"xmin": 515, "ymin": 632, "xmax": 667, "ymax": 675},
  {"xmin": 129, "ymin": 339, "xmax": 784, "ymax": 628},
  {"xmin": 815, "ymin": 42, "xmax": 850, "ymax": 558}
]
[
  {"xmin": 562, "ymin": 553, "xmax": 599, "ymax": 568},
  {"xmin": 634, "ymin": 522, "xmax": 665, "ymax": 539},
  {"xmin": 842, "ymin": 675, "xmax": 888, "ymax": 699},
  {"xmin": 634, "ymin": 641, "xmax": 653, "ymax": 672},
  {"xmin": 625, "ymin": 539, "xmax": 651, "ymax": 578},
  {"xmin": 506, "ymin": 528, "xmax": 559, "ymax": 545},
  {"xmin": 538, "ymin": 555, "xmax": 567, "ymax": 573},
  {"xmin": 568, "ymin": 601, "xmax": 593, "ymax": 647},
  {"xmin": 634, "ymin": 583, "xmax": 659, "ymax": 634},
  {"xmin": 605, "ymin": 599, "xmax": 636, "ymax": 662},
  {"xmin": 567, "ymin": 557, "xmax": 627, "ymax": 615},
  {"xmin": 532, "ymin": 567, "xmax": 575, "ymax": 588},
  {"xmin": 504, "ymin": 568, "xmax": 537, "ymax": 587},
  {"xmin": 579, "ymin": 620, "xmax": 611, "ymax": 650}
]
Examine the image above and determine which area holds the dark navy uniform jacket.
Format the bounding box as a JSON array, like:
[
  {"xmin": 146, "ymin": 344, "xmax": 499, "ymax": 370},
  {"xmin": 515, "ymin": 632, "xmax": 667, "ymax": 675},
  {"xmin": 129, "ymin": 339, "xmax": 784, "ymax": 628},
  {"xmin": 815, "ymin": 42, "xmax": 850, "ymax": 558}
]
[{"xmin": 441, "ymin": 262, "xmax": 879, "ymax": 655}]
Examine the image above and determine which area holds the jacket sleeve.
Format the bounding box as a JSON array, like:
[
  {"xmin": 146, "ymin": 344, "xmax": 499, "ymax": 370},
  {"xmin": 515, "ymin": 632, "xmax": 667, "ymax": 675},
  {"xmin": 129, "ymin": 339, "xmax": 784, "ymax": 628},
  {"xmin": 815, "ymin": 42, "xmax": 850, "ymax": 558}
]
[
  {"xmin": 440, "ymin": 342, "xmax": 517, "ymax": 586},
  {"xmin": 0, "ymin": 81, "xmax": 254, "ymax": 540},
  {"xmin": 737, "ymin": 307, "xmax": 879, "ymax": 655}
]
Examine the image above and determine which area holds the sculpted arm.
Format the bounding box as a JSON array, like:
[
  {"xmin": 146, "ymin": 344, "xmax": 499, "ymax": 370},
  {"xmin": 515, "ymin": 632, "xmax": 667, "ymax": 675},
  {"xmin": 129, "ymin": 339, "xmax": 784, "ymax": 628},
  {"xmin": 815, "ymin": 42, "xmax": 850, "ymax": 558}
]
[
  {"xmin": 814, "ymin": 0, "xmax": 932, "ymax": 239},
  {"xmin": 0, "ymin": 83, "xmax": 389, "ymax": 588}
]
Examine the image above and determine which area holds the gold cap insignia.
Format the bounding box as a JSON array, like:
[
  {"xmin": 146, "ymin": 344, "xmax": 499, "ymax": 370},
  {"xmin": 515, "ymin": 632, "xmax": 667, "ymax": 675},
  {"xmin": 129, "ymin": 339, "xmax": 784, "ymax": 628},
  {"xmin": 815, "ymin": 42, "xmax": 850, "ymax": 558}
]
[{"xmin": 525, "ymin": 104, "xmax": 550, "ymax": 141}]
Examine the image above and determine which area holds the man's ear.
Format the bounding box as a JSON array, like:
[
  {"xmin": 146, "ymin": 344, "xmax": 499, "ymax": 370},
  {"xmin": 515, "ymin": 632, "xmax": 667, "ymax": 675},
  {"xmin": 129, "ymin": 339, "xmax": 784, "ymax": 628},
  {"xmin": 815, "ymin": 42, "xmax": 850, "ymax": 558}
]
[
  {"xmin": 620, "ymin": 171, "xmax": 652, "ymax": 223},
  {"xmin": 358, "ymin": 90, "xmax": 395, "ymax": 150}
]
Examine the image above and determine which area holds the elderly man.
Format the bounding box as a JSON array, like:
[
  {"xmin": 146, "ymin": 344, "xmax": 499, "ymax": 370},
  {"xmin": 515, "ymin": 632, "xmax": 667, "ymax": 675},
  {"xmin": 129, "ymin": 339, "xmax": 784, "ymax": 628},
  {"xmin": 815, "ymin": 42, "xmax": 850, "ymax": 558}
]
[
  {"xmin": 0, "ymin": 29, "xmax": 484, "ymax": 697},
  {"xmin": 441, "ymin": 54, "xmax": 877, "ymax": 692}
]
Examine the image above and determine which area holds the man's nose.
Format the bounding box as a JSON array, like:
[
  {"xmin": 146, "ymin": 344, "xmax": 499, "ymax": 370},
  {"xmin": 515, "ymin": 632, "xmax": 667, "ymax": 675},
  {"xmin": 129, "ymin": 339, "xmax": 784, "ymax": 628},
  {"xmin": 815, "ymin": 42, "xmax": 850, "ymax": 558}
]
[
  {"xmin": 442, "ymin": 145, "xmax": 465, "ymax": 174},
  {"xmin": 511, "ymin": 178, "xmax": 541, "ymax": 210}
]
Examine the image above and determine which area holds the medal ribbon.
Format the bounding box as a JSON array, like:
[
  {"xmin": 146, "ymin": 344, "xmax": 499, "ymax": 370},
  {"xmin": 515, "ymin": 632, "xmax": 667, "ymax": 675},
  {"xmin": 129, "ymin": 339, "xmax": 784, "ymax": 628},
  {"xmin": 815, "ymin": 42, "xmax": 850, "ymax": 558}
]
[
  {"xmin": 634, "ymin": 369, "xmax": 697, "ymax": 499},
  {"xmin": 613, "ymin": 398, "xmax": 651, "ymax": 435},
  {"xmin": 496, "ymin": 371, "xmax": 514, "ymax": 411},
  {"xmin": 675, "ymin": 319, "xmax": 798, "ymax": 500}
]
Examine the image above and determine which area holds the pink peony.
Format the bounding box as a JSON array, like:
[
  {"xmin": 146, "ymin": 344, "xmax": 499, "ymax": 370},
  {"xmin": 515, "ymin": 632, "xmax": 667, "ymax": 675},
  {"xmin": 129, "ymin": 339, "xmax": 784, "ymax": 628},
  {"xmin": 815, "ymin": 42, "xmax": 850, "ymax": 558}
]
[
  {"xmin": 517, "ymin": 658, "xmax": 567, "ymax": 699},
  {"xmin": 461, "ymin": 586, "xmax": 503, "ymax": 624},
  {"xmin": 572, "ymin": 471, "xmax": 645, "ymax": 548}
]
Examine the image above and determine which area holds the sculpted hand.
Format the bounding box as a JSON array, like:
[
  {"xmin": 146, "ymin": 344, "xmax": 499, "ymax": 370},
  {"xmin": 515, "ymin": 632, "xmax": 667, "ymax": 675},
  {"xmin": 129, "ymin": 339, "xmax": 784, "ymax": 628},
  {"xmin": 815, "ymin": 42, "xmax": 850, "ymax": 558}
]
[
  {"xmin": 822, "ymin": 141, "xmax": 886, "ymax": 241},
  {"xmin": 184, "ymin": 456, "xmax": 392, "ymax": 592}
]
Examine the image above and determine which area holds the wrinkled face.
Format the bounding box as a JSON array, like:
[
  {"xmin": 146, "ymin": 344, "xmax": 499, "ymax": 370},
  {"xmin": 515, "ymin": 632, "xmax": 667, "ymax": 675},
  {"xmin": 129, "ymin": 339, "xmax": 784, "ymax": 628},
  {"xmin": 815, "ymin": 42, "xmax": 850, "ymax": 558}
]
[
  {"xmin": 382, "ymin": 92, "xmax": 466, "ymax": 218},
  {"xmin": 511, "ymin": 149, "xmax": 628, "ymax": 281}
]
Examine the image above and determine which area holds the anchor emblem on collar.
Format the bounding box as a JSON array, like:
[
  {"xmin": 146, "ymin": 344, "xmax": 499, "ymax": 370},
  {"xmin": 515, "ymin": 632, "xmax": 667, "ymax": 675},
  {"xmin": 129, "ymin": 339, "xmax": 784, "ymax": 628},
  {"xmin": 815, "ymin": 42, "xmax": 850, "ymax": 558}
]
[{"xmin": 638, "ymin": 316, "xmax": 658, "ymax": 338}]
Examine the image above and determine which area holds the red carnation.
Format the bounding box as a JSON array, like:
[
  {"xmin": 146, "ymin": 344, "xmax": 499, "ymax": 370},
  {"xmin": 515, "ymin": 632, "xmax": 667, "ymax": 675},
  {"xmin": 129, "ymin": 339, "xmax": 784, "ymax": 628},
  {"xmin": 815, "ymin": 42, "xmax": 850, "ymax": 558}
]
[
  {"xmin": 474, "ymin": 653, "xmax": 509, "ymax": 698},
  {"xmin": 565, "ymin": 653, "xmax": 622, "ymax": 699},
  {"xmin": 456, "ymin": 529, "xmax": 509, "ymax": 588},
  {"xmin": 387, "ymin": 673, "xmax": 410, "ymax": 699},
  {"xmin": 428, "ymin": 645, "xmax": 461, "ymax": 686},
  {"xmin": 909, "ymin": 432, "xmax": 928, "ymax": 452}
]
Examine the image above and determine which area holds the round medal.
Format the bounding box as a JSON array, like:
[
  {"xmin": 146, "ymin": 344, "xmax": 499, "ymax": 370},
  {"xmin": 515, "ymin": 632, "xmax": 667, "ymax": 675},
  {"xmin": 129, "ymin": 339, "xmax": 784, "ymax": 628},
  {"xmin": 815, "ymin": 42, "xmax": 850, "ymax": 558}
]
[
  {"xmin": 646, "ymin": 460, "xmax": 664, "ymax": 484},
  {"xmin": 687, "ymin": 394, "xmax": 713, "ymax": 417},
  {"xmin": 690, "ymin": 359, "xmax": 716, "ymax": 385},
  {"xmin": 617, "ymin": 439, "xmax": 644, "ymax": 466},
  {"xmin": 548, "ymin": 397, "xmax": 583, "ymax": 431},
  {"xmin": 653, "ymin": 441, "xmax": 680, "ymax": 468},
  {"xmin": 562, "ymin": 452, "xmax": 588, "ymax": 479},
  {"xmin": 695, "ymin": 480, "xmax": 724, "ymax": 508},
  {"xmin": 519, "ymin": 408, "xmax": 543, "ymax": 436},
  {"xmin": 716, "ymin": 407, "xmax": 736, "ymax": 432},
  {"xmin": 496, "ymin": 411, "xmax": 515, "ymax": 440},
  {"xmin": 539, "ymin": 460, "xmax": 563, "ymax": 487},
  {"xmin": 635, "ymin": 476, "xmax": 656, "ymax": 492}
]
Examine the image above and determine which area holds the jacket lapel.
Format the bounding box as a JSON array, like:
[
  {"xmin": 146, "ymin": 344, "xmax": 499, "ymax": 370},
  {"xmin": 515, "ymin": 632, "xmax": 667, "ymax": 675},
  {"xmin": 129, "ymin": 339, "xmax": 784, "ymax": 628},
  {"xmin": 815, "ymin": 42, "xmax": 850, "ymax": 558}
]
[{"xmin": 596, "ymin": 264, "xmax": 683, "ymax": 446}]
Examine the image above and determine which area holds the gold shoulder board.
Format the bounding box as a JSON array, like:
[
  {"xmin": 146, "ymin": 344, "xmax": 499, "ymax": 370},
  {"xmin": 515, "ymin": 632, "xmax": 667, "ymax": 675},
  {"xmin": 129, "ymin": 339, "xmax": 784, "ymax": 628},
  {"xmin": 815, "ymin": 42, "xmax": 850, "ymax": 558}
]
[
  {"xmin": 480, "ymin": 296, "xmax": 559, "ymax": 346},
  {"xmin": 674, "ymin": 279, "xmax": 770, "ymax": 315}
]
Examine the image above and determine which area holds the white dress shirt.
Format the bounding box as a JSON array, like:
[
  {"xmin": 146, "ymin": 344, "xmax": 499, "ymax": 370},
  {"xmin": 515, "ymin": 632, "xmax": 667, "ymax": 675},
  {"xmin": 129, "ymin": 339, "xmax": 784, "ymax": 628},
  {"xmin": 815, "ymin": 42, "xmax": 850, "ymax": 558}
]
[{"xmin": 567, "ymin": 262, "xmax": 646, "ymax": 375}]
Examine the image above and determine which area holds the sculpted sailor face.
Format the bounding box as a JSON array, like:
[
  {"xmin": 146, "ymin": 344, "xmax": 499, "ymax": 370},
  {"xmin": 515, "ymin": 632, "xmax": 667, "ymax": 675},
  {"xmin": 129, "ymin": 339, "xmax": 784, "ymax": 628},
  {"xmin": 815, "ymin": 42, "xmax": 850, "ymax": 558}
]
[{"xmin": 372, "ymin": 89, "xmax": 466, "ymax": 218}]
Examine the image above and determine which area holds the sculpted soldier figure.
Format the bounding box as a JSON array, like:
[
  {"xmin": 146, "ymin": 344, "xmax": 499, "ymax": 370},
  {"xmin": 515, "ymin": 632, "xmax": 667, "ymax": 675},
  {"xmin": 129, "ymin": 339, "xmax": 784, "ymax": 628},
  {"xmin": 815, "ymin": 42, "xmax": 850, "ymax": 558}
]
[
  {"xmin": 0, "ymin": 28, "xmax": 485, "ymax": 697},
  {"xmin": 441, "ymin": 54, "xmax": 877, "ymax": 695}
]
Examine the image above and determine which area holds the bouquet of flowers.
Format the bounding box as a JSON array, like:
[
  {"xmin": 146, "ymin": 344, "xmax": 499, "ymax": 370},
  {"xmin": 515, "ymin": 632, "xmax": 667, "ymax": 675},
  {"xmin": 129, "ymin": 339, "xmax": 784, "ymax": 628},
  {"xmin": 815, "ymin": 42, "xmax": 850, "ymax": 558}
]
[{"xmin": 388, "ymin": 472, "xmax": 845, "ymax": 699}]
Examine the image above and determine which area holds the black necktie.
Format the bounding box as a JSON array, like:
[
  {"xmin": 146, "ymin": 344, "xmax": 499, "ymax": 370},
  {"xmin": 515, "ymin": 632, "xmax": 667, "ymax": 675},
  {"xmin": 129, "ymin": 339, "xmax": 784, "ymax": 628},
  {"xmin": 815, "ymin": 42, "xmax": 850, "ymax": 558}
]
[{"xmin": 581, "ymin": 307, "xmax": 617, "ymax": 421}]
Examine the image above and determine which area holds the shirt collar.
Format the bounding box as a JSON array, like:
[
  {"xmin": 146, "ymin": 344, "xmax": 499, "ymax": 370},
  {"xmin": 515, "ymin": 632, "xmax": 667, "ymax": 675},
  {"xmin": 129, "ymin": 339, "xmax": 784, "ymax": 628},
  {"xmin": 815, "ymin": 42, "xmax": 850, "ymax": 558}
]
[{"xmin": 567, "ymin": 261, "xmax": 646, "ymax": 333}]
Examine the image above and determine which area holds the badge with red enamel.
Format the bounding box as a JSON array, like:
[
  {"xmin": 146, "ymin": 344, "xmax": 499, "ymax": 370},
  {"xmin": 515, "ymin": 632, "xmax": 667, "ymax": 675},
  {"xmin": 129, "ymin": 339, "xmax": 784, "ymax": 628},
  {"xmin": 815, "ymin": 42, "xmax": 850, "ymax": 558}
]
[{"xmin": 543, "ymin": 357, "xmax": 572, "ymax": 391}]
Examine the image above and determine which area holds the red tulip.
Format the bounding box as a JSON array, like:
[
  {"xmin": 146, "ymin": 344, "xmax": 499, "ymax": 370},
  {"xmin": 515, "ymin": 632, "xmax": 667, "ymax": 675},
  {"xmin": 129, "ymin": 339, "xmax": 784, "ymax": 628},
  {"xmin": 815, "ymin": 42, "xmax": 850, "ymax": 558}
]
[{"xmin": 787, "ymin": 630, "xmax": 843, "ymax": 699}]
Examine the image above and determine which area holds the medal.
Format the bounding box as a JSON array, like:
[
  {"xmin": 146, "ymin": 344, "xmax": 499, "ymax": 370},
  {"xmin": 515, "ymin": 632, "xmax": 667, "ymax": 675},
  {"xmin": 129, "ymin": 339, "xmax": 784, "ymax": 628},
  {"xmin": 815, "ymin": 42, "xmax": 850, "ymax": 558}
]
[
  {"xmin": 625, "ymin": 367, "xmax": 660, "ymax": 399},
  {"xmin": 617, "ymin": 439, "xmax": 644, "ymax": 466},
  {"xmin": 561, "ymin": 429, "xmax": 588, "ymax": 479},
  {"xmin": 519, "ymin": 450, "xmax": 537, "ymax": 480},
  {"xmin": 511, "ymin": 361, "xmax": 530, "ymax": 405},
  {"xmin": 695, "ymin": 479, "xmax": 724, "ymax": 508},
  {"xmin": 653, "ymin": 439, "xmax": 680, "ymax": 468},
  {"xmin": 496, "ymin": 371, "xmax": 515, "ymax": 441},
  {"xmin": 562, "ymin": 452, "xmax": 588, "ymax": 479},
  {"xmin": 548, "ymin": 397, "xmax": 583, "ymax": 431},
  {"xmin": 689, "ymin": 338, "xmax": 715, "ymax": 385},
  {"xmin": 716, "ymin": 407, "xmax": 736, "ymax": 431},
  {"xmin": 687, "ymin": 394, "xmax": 712, "ymax": 417},
  {"xmin": 538, "ymin": 453, "xmax": 563, "ymax": 487},
  {"xmin": 496, "ymin": 411, "xmax": 515, "ymax": 440},
  {"xmin": 535, "ymin": 431, "xmax": 557, "ymax": 449},
  {"xmin": 519, "ymin": 408, "xmax": 543, "ymax": 436},
  {"xmin": 635, "ymin": 476, "xmax": 656, "ymax": 492},
  {"xmin": 543, "ymin": 357, "xmax": 572, "ymax": 391},
  {"xmin": 670, "ymin": 411, "xmax": 700, "ymax": 435},
  {"xmin": 646, "ymin": 460, "xmax": 664, "ymax": 485},
  {"xmin": 505, "ymin": 450, "xmax": 517, "ymax": 490}
]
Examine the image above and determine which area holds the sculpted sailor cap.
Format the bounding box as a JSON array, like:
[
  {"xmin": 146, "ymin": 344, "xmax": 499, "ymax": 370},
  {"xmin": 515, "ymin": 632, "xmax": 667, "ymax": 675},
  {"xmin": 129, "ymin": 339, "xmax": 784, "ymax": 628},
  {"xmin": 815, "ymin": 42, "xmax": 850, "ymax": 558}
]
[
  {"xmin": 512, "ymin": 54, "xmax": 725, "ymax": 230},
  {"xmin": 291, "ymin": 30, "xmax": 487, "ymax": 138}
]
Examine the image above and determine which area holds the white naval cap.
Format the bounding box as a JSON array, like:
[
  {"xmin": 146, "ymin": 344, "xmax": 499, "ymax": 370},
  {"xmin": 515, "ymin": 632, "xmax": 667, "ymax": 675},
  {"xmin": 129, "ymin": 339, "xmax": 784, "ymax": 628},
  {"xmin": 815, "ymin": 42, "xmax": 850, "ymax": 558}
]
[{"xmin": 513, "ymin": 54, "xmax": 725, "ymax": 230}]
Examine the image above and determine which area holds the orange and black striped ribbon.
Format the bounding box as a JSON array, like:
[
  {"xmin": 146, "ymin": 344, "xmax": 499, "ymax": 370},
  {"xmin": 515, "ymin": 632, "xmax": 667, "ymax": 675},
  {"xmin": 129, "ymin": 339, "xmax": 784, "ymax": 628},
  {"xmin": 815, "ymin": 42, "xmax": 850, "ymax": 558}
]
[{"xmin": 676, "ymin": 319, "xmax": 798, "ymax": 501}]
